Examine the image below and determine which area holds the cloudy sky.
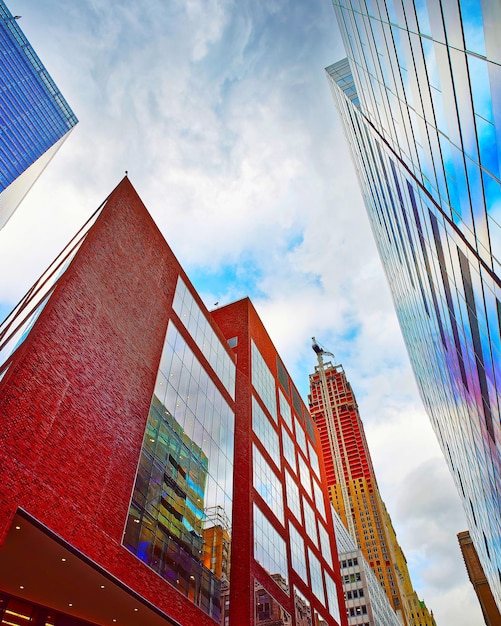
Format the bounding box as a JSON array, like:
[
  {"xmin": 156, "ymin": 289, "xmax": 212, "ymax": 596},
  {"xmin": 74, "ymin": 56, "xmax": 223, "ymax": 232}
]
[{"xmin": 0, "ymin": 1, "xmax": 484, "ymax": 624}]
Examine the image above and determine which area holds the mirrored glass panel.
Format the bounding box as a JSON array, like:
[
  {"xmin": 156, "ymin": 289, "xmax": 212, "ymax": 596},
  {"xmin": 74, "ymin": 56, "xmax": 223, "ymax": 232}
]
[
  {"xmin": 308, "ymin": 548, "xmax": 325, "ymax": 606},
  {"xmin": 254, "ymin": 580, "xmax": 292, "ymax": 625},
  {"xmin": 253, "ymin": 444, "xmax": 284, "ymax": 523},
  {"xmin": 124, "ymin": 321, "xmax": 234, "ymax": 622},
  {"xmin": 289, "ymin": 522, "xmax": 307, "ymax": 580},
  {"xmin": 294, "ymin": 417, "xmax": 306, "ymax": 452},
  {"xmin": 281, "ymin": 427, "xmax": 297, "ymax": 474},
  {"xmin": 324, "ymin": 572, "xmax": 341, "ymax": 623},
  {"xmin": 251, "ymin": 340, "xmax": 277, "ymax": 422},
  {"xmin": 173, "ymin": 276, "xmax": 236, "ymax": 398},
  {"xmin": 279, "ymin": 388, "xmax": 293, "ymax": 429},
  {"xmin": 285, "ymin": 469, "xmax": 302, "ymax": 523},
  {"xmin": 253, "ymin": 504, "xmax": 289, "ymax": 594},
  {"xmin": 252, "ymin": 396, "xmax": 281, "ymax": 468},
  {"xmin": 294, "ymin": 586, "xmax": 313, "ymax": 626}
]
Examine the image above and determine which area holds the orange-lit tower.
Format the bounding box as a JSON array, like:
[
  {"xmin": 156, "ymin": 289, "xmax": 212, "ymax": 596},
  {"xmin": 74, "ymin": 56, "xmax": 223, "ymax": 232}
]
[{"xmin": 309, "ymin": 340, "xmax": 433, "ymax": 626}]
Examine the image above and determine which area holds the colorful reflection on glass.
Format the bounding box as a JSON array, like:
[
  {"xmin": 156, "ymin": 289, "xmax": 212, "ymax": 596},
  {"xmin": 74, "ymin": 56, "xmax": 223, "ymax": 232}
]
[{"xmin": 124, "ymin": 320, "xmax": 234, "ymax": 622}]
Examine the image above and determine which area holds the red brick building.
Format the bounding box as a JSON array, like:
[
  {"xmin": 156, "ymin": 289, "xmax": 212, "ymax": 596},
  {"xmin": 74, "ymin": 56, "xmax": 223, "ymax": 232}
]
[{"xmin": 0, "ymin": 178, "xmax": 346, "ymax": 626}]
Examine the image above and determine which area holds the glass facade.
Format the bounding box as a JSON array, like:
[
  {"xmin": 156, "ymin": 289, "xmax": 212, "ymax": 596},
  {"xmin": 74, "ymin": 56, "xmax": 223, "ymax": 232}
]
[
  {"xmin": 251, "ymin": 340, "xmax": 278, "ymax": 422},
  {"xmin": 253, "ymin": 503, "xmax": 289, "ymax": 592},
  {"xmin": 243, "ymin": 323, "xmax": 342, "ymax": 624},
  {"xmin": 328, "ymin": 0, "xmax": 501, "ymax": 610},
  {"xmin": 0, "ymin": 1, "xmax": 78, "ymax": 228},
  {"xmin": 124, "ymin": 314, "xmax": 235, "ymax": 622}
]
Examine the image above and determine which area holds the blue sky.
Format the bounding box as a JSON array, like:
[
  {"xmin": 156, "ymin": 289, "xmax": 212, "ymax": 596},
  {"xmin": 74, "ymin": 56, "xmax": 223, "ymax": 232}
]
[{"xmin": 0, "ymin": 1, "xmax": 483, "ymax": 623}]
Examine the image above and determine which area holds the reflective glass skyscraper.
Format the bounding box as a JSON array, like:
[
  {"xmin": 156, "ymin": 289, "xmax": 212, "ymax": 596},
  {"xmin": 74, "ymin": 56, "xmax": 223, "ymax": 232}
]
[
  {"xmin": 326, "ymin": 0, "xmax": 501, "ymax": 611},
  {"xmin": 0, "ymin": 0, "xmax": 77, "ymax": 228}
]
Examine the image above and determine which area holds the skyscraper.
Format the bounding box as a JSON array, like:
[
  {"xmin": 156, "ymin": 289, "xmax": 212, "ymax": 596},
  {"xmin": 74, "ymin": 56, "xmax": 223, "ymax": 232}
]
[
  {"xmin": 0, "ymin": 0, "xmax": 77, "ymax": 228},
  {"xmin": 309, "ymin": 349, "xmax": 435, "ymax": 626},
  {"xmin": 332, "ymin": 505, "xmax": 402, "ymax": 626},
  {"xmin": 326, "ymin": 0, "xmax": 501, "ymax": 611},
  {"xmin": 0, "ymin": 178, "xmax": 346, "ymax": 626}
]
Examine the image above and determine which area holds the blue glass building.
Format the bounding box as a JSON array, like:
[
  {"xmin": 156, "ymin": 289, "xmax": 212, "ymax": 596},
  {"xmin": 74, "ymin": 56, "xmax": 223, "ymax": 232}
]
[
  {"xmin": 326, "ymin": 0, "xmax": 501, "ymax": 611},
  {"xmin": 0, "ymin": 0, "xmax": 77, "ymax": 228}
]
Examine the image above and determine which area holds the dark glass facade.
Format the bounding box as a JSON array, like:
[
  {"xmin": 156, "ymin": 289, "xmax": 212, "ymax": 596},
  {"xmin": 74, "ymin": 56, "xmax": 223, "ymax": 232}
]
[
  {"xmin": 0, "ymin": 0, "xmax": 77, "ymax": 227},
  {"xmin": 327, "ymin": 0, "xmax": 501, "ymax": 612}
]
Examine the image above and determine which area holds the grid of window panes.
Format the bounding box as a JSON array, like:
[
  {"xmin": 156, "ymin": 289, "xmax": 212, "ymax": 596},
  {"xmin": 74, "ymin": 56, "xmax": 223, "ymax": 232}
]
[
  {"xmin": 124, "ymin": 320, "xmax": 234, "ymax": 621},
  {"xmin": 253, "ymin": 504, "xmax": 288, "ymax": 592},
  {"xmin": 172, "ymin": 277, "xmax": 235, "ymax": 398},
  {"xmin": 329, "ymin": 0, "xmax": 501, "ymax": 607},
  {"xmin": 0, "ymin": 3, "xmax": 77, "ymax": 192},
  {"xmin": 318, "ymin": 522, "xmax": 333, "ymax": 569},
  {"xmin": 281, "ymin": 426, "xmax": 297, "ymax": 473},
  {"xmin": 294, "ymin": 416, "xmax": 306, "ymax": 451},
  {"xmin": 252, "ymin": 444, "xmax": 284, "ymax": 524},
  {"xmin": 284, "ymin": 469, "xmax": 301, "ymax": 523},
  {"xmin": 313, "ymin": 479, "xmax": 326, "ymax": 520},
  {"xmin": 251, "ymin": 340, "xmax": 277, "ymax": 421},
  {"xmin": 254, "ymin": 583, "xmax": 291, "ymax": 623},
  {"xmin": 308, "ymin": 441, "xmax": 320, "ymax": 478},
  {"xmin": 252, "ymin": 396, "xmax": 280, "ymax": 468},
  {"xmin": 250, "ymin": 339, "xmax": 342, "ymax": 621},
  {"xmin": 308, "ymin": 548, "xmax": 325, "ymax": 606},
  {"xmin": 302, "ymin": 497, "xmax": 318, "ymax": 549},
  {"xmin": 298, "ymin": 455, "xmax": 313, "ymax": 499},
  {"xmin": 278, "ymin": 388, "xmax": 293, "ymax": 429},
  {"xmin": 288, "ymin": 522, "xmax": 307, "ymax": 580},
  {"xmin": 324, "ymin": 572, "xmax": 341, "ymax": 623}
]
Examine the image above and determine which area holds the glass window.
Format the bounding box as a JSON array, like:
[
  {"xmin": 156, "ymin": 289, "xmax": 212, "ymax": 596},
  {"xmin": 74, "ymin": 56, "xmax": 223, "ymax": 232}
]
[
  {"xmin": 253, "ymin": 504, "xmax": 289, "ymax": 592},
  {"xmin": 253, "ymin": 444, "xmax": 284, "ymax": 523},
  {"xmin": 252, "ymin": 396, "xmax": 280, "ymax": 468},
  {"xmin": 294, "ymin": 417, "xmax": 306, "ymax": 452},
  {"xmin": 308, "ymin": 441, "xmax": 320, "ymax": 477},
  {"xmin": 298, "ymin": 455, "xmax": 312, "ymax": 498},
  {"xmin": 308, "ymin": 548, "xmax": 325, "ymax": 605},
  {"xmin": 251, "ymin": 340, "xmax": 277, "ymax": 422},
  {"xmin": 324, "ymin": 572, "xmax": 341, "ymax": 623},
  {"xmin": 459, "ymin": 0, "xmax": 486, "ymax": 56},
  {"xmin": 318, "ymin": 523, "xmax": 333, "ymax": 567},
  {"xmin": 285, "ymin": 469, "xmax": 302, "ymax": 522},
  {"xmin": 294, "ymin": 586, "xmax": 312, "ymax": 625},
  {"xmin": 279, "ymin": 388, "xmax": 293, "ymax": 429},
  {"xmin": 303, "ymin": 496, "xmax": 318, "ymax": 548},
  {"xmin": 125, "ymin": 325, "xmax": 234, "ymax": 621},
  {"xmin": 289, "ymin": 522, "xmax": 308, "ymax": 580},
  {"xmin": 173, "ymin": 277, "xmax": 236, "ymax": 398},
  {"xmin": 313, "ymin": 479, "xmax": 326, "ymax": 520},
  {"xmin": 276, "ymin": 356, "xmax": 289, "ymax": 393},
  {"xmin": 254, "ymin": 582, "xmax": 291, "ymax": 623},
  {"xmin": 281, "ymin": 426, "xmax": 297, "ymax": 473}
]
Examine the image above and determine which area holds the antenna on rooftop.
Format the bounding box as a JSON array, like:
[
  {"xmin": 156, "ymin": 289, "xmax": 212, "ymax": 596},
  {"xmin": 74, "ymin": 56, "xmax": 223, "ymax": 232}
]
[
  {"xmin": 311, "ymin": 337, "xmax": 335, "ymax": 361},
  {"xmin": 311, "ymin": 336, "xmax": 356, "ymax": 541}
]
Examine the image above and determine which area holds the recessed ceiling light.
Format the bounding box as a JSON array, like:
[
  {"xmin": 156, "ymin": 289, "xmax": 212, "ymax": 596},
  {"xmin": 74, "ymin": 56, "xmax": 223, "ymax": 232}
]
[
  {"xmin": 68, "ymin": 603, "xmax": 73, "ymax": 607},
  {"xmin": 61, "ymin": 558, "xmax": 67, "ymax": 562},
  {"xmin": 134, "ymin": 608, "xmax": 139, "ymax": 612},
  {"xmin": 15, "ymin": 526, "xmax": 21, "ymax": 530},
  {"xmin": 100, "ymin": 585, "xmax": 105, "ymax": 589},
  {"xmin": 19, "ymin": 585, "xmax": 24, "ymax": 590}
]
